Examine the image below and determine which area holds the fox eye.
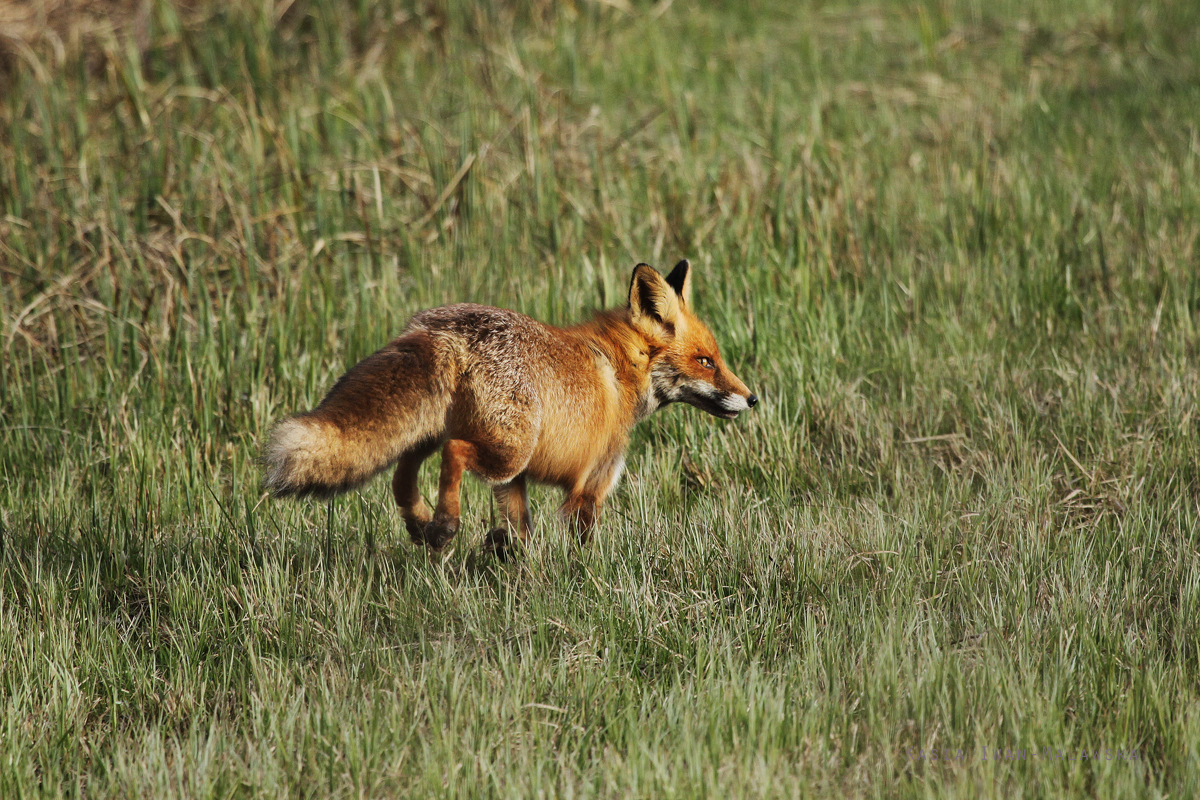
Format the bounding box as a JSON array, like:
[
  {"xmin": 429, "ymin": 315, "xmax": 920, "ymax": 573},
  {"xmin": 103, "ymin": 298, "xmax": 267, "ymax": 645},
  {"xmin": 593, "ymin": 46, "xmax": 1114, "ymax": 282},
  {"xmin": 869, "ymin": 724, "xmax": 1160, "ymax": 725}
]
[{"xmin": 696, "ymin": 356, "xmax": 715, "ymax": 370}]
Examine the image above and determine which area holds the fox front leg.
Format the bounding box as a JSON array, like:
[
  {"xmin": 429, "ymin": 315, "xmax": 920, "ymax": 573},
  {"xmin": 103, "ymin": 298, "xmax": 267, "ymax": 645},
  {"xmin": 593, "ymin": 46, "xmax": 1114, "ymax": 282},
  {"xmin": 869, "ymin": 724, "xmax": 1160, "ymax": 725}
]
[
  {"xmin": 561, "ymin": 492, "xmax": 601, "ymax": 544},
  {"xmin": 563, "ymin": 452, "xmax": 623, "ymax": 545}
]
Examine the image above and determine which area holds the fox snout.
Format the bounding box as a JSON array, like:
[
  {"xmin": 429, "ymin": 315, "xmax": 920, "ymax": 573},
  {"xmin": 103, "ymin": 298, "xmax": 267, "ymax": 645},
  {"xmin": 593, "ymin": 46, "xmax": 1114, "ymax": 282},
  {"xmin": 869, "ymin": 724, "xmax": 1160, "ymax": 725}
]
[
  {"xmin": 683, "ymin": 391, "xmax": 749, "ymax": 419},
  {"xmin": 707, "ymin": 360, "xmax": 757, "ymax": 419},
  {"xmin": 673, "ymin": 368, "xmax": 758, "ymax": 419},
  {"xmin": 708, "ymin": 384, "xmax": 758, "ymax": 419},
  {"xmin": 715, "ymin": 389, "xmax": 759, "ymax": 418}
]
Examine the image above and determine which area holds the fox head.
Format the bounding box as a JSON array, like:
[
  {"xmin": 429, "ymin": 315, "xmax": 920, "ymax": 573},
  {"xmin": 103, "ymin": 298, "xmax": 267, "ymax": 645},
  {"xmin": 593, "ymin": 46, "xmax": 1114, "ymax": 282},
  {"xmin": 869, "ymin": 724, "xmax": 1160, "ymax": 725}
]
[{"xmin": 628, "ymin": 260, "xmax": 758, "ymax": 420}]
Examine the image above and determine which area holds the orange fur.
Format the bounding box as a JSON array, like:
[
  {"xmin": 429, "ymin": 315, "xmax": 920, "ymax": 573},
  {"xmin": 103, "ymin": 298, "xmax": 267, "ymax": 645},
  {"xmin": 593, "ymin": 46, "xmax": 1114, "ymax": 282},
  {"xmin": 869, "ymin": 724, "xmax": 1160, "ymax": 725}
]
[{"xmin": 262, "ymin": 261, "xmax": 757, "ymax": 555}]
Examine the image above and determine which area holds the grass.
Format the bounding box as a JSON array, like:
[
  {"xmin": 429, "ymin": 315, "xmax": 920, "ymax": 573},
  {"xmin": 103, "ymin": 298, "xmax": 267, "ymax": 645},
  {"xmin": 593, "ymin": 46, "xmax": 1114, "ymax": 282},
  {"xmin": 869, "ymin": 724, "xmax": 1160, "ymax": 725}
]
[{"xmin": 2, "ymin": 0, "xmax": 1200, "ymax": 795}]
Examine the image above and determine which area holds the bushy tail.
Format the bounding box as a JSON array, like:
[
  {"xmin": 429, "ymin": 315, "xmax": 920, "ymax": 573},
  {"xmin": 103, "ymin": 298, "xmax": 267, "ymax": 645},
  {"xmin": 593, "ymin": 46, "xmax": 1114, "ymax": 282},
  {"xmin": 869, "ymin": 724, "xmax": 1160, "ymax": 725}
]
[{"xmin": 262, "ymin": 335, "xmax": 453, "ymax": 498}]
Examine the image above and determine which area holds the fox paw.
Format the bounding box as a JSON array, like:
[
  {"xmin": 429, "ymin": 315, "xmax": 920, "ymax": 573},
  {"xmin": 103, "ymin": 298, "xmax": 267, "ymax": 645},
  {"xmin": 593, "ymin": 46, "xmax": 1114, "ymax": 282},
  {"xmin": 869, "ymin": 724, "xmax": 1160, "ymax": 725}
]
[
  {"xmin": 482, "ymin": 527, "xmax": 522, "ymax": 562},
  {"xmin": 402, "ymin": 509, "xmax": 432, "ymax": 545},
  {"xmin": 420, "ymin": 513, "xmax": 460, "ymax": 550}
]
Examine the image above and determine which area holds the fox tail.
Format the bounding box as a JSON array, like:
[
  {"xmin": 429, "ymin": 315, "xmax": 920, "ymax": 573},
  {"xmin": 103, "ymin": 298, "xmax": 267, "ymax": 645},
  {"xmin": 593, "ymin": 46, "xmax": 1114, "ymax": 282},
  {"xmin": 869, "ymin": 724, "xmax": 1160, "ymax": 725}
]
[{"xmin": 262, "ymin": 333, "xmax": 452, "ymax": 498}]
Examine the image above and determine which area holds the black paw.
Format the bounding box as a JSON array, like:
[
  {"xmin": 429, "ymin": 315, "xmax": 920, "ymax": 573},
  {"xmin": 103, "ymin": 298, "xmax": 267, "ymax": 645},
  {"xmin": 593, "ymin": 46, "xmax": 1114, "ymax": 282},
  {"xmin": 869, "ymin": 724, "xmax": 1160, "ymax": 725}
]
[
  {"xmin": 420, "ymin": 513, "xmax": 460, "ymax": 550},
  {"xmin": 403, "ymin": 511, "xmax": 432, "ymax": 545},
  {"xmin": 482, "ymin": 527, "xmax": 522, "ymax": 562}
]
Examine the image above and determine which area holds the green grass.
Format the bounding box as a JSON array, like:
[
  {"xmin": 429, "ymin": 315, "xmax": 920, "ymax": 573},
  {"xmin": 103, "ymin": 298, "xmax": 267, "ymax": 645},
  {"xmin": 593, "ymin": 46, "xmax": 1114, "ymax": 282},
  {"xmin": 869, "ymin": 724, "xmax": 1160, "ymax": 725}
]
[{"xmin": 3, "ymin": 0, "xmax": 1200, "ymax": 796}]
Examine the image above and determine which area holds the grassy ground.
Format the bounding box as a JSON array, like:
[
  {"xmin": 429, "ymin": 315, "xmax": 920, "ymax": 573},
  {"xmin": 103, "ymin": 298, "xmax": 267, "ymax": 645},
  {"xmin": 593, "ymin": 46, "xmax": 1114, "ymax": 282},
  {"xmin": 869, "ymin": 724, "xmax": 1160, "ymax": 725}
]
[{"xmin": 3, "ymin": 0, "xmax": 1200, "ymax": 796}]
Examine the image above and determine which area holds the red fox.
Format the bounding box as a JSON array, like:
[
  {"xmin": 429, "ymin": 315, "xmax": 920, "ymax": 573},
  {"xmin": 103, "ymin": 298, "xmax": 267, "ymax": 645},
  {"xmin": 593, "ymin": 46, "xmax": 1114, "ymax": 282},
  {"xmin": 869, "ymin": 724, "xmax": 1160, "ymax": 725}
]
[{"xmin": 263, "ymin": 260, "xmax": 756, "ymax": 554}]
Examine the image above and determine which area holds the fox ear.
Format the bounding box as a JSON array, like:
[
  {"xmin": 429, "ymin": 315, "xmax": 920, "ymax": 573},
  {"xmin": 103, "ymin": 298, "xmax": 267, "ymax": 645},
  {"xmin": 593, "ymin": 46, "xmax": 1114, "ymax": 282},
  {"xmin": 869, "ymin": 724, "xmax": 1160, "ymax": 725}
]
[
  {"xmin": 664, "ymin": 259, "xmax": 692, "ymax": 305},
  {"xmin": 628, "ymin": 263, "xmax": 680, "ymax": 330}
]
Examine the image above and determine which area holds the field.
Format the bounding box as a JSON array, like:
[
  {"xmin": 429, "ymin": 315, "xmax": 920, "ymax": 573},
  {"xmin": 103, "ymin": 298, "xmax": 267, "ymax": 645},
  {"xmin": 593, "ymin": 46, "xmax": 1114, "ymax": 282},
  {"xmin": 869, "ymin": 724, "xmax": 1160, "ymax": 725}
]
[{"xmin": 3, "ymin": 0, "xmax": 1200, "ymax": 796}]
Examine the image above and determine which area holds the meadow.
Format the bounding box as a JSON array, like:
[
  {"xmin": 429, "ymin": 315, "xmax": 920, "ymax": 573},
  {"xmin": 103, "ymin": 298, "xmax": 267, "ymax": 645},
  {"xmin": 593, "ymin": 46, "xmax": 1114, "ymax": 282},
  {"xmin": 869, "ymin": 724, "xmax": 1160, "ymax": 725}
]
[{"xmin": 3, "ymin": 0, "xmax": 1200, "ymax": 796}]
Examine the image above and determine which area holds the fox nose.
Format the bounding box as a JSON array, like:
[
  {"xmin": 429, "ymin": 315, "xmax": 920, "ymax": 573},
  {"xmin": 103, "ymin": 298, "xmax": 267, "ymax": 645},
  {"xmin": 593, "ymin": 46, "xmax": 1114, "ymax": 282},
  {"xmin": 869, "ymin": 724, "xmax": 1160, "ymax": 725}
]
[{"xmin": 747, "ymin": 394, "xmax": 758, "ymax": 408}]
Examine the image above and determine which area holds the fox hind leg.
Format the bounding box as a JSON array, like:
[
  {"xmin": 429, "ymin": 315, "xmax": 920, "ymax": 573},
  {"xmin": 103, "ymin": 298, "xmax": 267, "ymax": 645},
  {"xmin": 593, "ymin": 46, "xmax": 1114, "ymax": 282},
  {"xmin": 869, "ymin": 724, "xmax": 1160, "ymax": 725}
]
[
  {"xmin": 423, "ymin": 438, "xmax": 532, "ymax": 551},
  {"xmin": 485, "ymin": 474, "xmax": 532, "ymax": 560},
  {"xmin": 392, "ymin": 440, "xmax": 440, "ymax": 545}
]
